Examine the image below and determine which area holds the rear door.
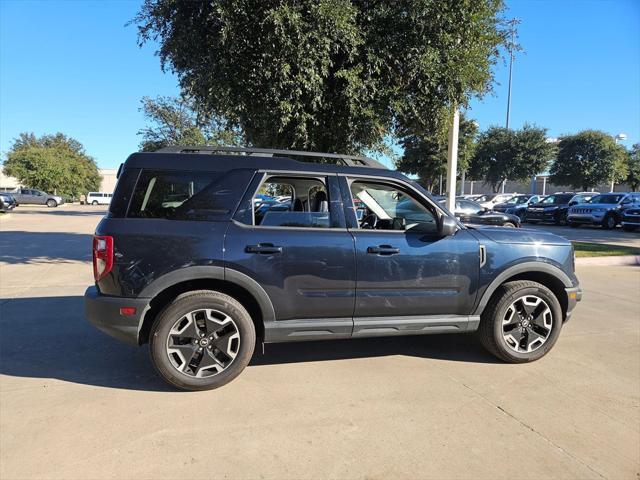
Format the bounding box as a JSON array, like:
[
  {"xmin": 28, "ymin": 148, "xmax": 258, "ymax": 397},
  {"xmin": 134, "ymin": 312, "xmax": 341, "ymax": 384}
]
[
  {"xmin": 340, "ymin": 176, "xmax": 480, "ymax": 318},
  {"xmin": 225, "ymin": 172, "xmax": 356, "ymax": 326}
]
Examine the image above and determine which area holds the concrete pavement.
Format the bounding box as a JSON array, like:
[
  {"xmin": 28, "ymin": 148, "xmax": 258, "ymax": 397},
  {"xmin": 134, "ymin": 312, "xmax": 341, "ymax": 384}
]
[{"xmin": 1, "ymin": 205, "xmax": 639, "ymax": 479}]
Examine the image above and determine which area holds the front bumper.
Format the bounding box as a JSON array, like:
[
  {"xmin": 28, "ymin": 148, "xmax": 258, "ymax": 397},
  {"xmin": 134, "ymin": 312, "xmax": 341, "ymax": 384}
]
[
  {"xmin": 526, "ymin": 210, "xmax": 557, "ymax": 222},
  {"xmin": 84, "ymin": 286, "xmax": 150, "ymax": 346},
  {"xmin": 564, "ymin": 286, "xmax": 582, "ymax": 322},
  {"xmin": 567, "ymin": 213, "xmax": 603, "ymax": 225}
]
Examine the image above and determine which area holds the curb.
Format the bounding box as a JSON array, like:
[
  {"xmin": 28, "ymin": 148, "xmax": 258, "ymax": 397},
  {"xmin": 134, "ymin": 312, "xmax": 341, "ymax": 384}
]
[{"xmin": 576, "ymin": 255, "xmax": 640, "ymax": 266}]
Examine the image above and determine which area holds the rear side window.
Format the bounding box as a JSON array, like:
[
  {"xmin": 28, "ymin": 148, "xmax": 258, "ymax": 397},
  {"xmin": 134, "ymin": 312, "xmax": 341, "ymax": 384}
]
[{"xmin": 127, "ymin": 169, "xmax": 252, "ymax": 221}]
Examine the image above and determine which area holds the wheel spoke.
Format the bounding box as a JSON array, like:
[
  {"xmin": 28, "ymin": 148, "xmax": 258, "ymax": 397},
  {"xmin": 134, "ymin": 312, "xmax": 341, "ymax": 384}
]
[
  {"xmin": 212, "ymin": 330, "xmax": 240, "ymax": 359},
  {"xmin": 526, "ymin": 327, "xmax": 547, "ymax": 351},
  {"xmin": 167, "ymin": 342, "xmax": 198, "ymax": 371},
  {"xmin": 195, "ymin": 350, "xmax": 223, "ymax": 376}
]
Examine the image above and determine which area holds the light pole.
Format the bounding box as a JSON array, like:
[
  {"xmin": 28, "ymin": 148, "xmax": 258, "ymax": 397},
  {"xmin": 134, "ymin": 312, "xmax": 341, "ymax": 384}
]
[
  {"xmin": 502, "ymin": 19, "xmax": 520, "ymax": 195},
  {"xmin": 611, "ymin": 133, "xmax": 627, "ymax": 192}
]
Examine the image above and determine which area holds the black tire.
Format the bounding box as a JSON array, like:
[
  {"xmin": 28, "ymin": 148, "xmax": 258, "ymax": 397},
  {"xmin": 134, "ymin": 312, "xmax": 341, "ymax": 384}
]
[
  {"xmin": 46, "ymin": 199, "xmax": 57, "ymax": 208},
  {"xmin": 602, "ymin": 214, "xmax": 616, "ymax": 230},
  {"xmin": 477, "ymin": 280, "xmax": 563, "ymax": 363},
  {"xmin": 92, "ymin": 200, "xmax": 98, "ymax": 205},
  {"xmin": 622, "ymin": 224, "xmax": 637, "ymax": 232},
  {"xmin": 149, "ymin": 290, "xmax": 256, "ymax": 391},
  {"xmin": 555, "ymin": 211, "xmax": 567, "ymax": 226},
  {"xmin": 569, "ymin": 222, "xmax": 580, "ymax": 228}
]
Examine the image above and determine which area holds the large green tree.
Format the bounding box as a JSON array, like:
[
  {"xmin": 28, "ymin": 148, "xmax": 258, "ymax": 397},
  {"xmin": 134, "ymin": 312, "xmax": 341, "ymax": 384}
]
[
  {"xmin": 134, "ymin": 0, "xmax": 507, "ymax": 154},
  {"xmin": 468, "ymin": 125, "xmax": 556, "ymax": 192},
  {"xmin": 625, "ymin": 143, "xmax": 640, "ymax": 191},
  {"xmin": 396, "ymin": 113, "xmax": 478, "ymax": 192},
  {"xmin": 549, "ymin": 130, "xmax": 628, "ymax": 191},
  {"xmin": 138, "ymin": 96, "xmax": 244, "ymax": 152},
  {"xmin": 3, "ymin": 133, "xmax": 101, "ymax": 198}
]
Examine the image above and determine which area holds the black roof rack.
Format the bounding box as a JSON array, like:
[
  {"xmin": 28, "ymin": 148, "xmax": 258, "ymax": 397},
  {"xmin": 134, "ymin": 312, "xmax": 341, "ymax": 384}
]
[{"xmin": 155, "ymin": 145, "xmax": 388, "ymax": 170}]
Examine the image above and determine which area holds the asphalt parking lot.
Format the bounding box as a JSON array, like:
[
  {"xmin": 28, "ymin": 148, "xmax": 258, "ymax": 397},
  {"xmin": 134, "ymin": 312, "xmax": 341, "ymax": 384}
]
[{"xmin": 1, "ymin": 205, "xmax": 639, "ymax": 480}]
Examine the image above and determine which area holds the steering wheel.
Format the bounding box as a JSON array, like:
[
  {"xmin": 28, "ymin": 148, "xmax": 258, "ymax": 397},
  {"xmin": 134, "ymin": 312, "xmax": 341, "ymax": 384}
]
[{"xmin": 360, "ymin": 213, "xmax": 378, "ymax": 229}]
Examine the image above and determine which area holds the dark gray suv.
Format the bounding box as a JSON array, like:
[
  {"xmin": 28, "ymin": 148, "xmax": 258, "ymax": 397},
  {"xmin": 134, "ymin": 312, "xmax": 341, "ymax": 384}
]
[{"xmin": 85, "ymin": 147, "xmax": 582, "ymax": 391}]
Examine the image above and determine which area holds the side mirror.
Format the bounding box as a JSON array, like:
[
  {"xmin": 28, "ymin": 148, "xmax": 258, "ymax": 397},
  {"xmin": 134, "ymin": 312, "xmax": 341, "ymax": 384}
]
[{"xmin": 439, "ymin": 216, "xmax": 458, "ymax": 236}]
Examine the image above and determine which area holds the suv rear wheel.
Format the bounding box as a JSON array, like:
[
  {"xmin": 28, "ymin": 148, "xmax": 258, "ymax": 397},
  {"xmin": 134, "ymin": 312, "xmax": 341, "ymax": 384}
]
[
  {"xmin": 149, "ymin": 290, "xmax": 256, "ymax": 391},
  {"xmin": 477, "ymin": 280, "xmax": 563, "ymax": 363}
]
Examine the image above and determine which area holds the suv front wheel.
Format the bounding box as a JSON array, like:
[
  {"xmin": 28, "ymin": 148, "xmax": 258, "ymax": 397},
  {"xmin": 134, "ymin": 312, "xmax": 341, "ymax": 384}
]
[
  {"xmin": 477, "ymin": 280, "xmax": 563, "ymax": 363},
  {"xmin": 149, "ymin": 290, "xmax": 256, "ymax": 391}
]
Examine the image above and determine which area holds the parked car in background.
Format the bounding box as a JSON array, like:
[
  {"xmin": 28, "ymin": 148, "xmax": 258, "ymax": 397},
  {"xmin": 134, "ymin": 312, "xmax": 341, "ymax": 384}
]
[
  {"xmin": 87, "ymin": 192, "xmax": 113, "ymax": 205},
  {"xmin": 9, "ymin": 188, "xmax": 64, "ymax": 207},
  {"xmin": 439, "ymin": 199, "xmax": 521, "ymax": 228},
  {"xmin": 568, "ymin": 192, "xmax": 640, "ymax": 229},
  {"xmin": 525, "ymin": 193, "xmax": 575, "ymax": 225},
  {"xmin": 0, "ymin": 192, "xmax": 17, "ymax": 212},
  {"xmin": 475, "ymin": 193, "xmax": 517, "ymax": 210},
  {"xmin": 493, "ymin": 194, "xmax": 544, "ymax": 221},
  {"xmin": 459, "ymin": 194, "xmax": 484, "ymax": 201},
  {"xmin": 621, "ymin": 203, "xmax": 640, "ymax": 232}
]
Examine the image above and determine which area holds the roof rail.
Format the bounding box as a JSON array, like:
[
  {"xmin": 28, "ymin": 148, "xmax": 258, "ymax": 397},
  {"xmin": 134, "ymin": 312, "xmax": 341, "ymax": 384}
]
[{"xmin": 155, "ymin": 145, "xmax": 388, "ymax": 169}]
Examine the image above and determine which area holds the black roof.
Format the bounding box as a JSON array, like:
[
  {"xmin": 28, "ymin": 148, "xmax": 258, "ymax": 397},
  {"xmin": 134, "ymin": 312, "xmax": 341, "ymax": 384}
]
[{"xmin": 124, "ymin": 146, "xmax": 407, "ymax": 180}]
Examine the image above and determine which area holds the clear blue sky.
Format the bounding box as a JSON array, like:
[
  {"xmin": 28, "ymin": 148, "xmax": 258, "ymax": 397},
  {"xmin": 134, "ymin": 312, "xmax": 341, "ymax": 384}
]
[{"xmin": 1, "ymin": 0, "xmax": 638, "ymax": 169}]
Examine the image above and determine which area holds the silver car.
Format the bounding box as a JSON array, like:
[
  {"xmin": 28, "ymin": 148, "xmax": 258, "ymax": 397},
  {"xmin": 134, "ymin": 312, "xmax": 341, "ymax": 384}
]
[
  {"xmin": 10, "ymin": 188, "xmax": 64, "ymax": 207},
  {"xmin": 568, "ymin": 192, "xmax": 640, "ymax": 229}
]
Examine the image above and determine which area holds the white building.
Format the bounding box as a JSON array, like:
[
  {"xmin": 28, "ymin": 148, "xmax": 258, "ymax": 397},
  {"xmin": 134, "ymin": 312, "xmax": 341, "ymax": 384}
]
[{"xmin": 0, "ymin": 169, "xmax": 118, "ymax": 194}]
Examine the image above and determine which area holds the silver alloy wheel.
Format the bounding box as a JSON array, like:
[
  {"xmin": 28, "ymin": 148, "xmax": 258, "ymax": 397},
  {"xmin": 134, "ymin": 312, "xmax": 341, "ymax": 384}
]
[
  {"xmin": 166, "ymin": 309, "xmax": 241, "ymax": 378},
  {"xmin": 502, "ymin": 295, "xmax": 553, "ymax": 353}
]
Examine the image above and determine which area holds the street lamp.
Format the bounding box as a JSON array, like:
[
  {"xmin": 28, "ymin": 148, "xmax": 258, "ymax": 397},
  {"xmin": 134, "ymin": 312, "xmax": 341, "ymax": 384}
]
[{"xmin": 611, "ymin": 133, "xmax": 627, "ymax": 192}]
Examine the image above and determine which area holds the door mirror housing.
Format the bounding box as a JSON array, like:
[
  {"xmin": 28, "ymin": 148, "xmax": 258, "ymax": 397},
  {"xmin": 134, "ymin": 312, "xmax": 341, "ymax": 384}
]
[{"xmin": 439, "ymin": 215, "xmax": 458, "ymax": 236}]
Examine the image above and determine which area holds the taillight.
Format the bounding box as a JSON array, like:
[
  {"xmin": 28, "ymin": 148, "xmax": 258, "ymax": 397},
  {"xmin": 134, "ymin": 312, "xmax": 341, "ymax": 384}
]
[{"xmin": 93, "ymin": 235, "xmax": 113, "ymax": 282}]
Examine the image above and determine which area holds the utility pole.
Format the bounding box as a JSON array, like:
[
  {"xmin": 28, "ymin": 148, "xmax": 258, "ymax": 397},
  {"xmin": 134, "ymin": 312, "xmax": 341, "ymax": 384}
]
[
  {"xmin": 445, "ymin": 108, "xmax": 460, "ymax": 212},
  {"xmin": 503, "ymin": 19, "xmax": 519, "ymax": 194}
]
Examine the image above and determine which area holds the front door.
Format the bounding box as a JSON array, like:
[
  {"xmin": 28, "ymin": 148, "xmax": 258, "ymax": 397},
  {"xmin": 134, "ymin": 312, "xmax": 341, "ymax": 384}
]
[
  {"xmin": 225, "ymin": 172, "xmax": 356, "ymax": 322},
  {"xmin": 341, "ymin": 177, "xmax": 480, "ymax": 318}
]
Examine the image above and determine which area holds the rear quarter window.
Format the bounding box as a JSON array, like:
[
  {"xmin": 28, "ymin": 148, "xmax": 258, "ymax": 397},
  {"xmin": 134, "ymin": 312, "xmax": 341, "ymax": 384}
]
[{"xmin": 127, "ymin": 169, "xmax": 254, "ymax": 221}]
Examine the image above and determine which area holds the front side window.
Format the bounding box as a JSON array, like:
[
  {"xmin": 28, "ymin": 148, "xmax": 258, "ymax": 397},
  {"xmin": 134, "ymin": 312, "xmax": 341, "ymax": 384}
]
[
  {"xmin": 350, "ymin": 181, "xmax": 437, "ymax": 232},
  {"xmin": 128, "ymin": 169, "xmax": 246, "ymax": 220},
  {"xmin": 252, "ymin": 176, "xmax": 332, "ymax": 228}
]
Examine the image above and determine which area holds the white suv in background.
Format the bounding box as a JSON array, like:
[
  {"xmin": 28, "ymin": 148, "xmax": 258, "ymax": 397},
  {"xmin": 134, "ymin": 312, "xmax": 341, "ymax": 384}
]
[{"xmin": 87, "ymin": 192, "xmax": 113, "ymax": 205}]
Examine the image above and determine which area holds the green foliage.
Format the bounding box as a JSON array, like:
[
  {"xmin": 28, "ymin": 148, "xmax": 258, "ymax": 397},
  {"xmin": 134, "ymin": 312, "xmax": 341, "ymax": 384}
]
[
  {"xmin": 138, "ymin": 96, "xmax": 244, "ymax": 152},
  {"xmin": 134, "ymin": 0, "xmax": 507, "ymax": 154},
  {"xmin": 549, "ymin": 130, "xmax": 628, "ymax": 190},
  {"xmin": 396, "ymin": 113, "xmax": 478, "ymax": 191},
  {"xmin": 625, "ymin": 143, "xmax": 640, "ymax": 191},
  {"xmin": 469, "ymin": 124, "xmax": 556, "ymax": 192},
  {"xmin": 3, "ymin": 133, "xmax": 101, "ymax": 198}
]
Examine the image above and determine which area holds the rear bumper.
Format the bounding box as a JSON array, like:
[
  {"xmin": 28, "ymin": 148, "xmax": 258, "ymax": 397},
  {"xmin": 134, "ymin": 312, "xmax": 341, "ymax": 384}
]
[
  {"xmin": 84, "ymin": 286, "xmax": 150, "ymax": 346},
  {"xmin": 564, "ymin": 286, "xmax": 582, "ymax": 322}
]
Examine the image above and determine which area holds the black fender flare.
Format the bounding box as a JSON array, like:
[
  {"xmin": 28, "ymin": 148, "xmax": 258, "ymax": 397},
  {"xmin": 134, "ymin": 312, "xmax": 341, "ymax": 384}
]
[
  {"xmin": 472, "ymin": 261, "xmax": 573, "ymax": 316},
  {"xmin": 138, "ymin": 265, "xmax": 276, "ymax": 323}
]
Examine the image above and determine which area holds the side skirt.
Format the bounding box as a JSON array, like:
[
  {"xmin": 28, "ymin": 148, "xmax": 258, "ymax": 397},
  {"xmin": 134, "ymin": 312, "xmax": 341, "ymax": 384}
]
[{"xmin": 264, "ymin": 315, "xmax": 480, "ymax": 344}]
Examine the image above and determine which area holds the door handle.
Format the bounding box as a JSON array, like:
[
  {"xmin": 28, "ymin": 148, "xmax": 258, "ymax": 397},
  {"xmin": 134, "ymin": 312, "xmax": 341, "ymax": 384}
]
[
  {"xmin": 367, "ymin": 245, "xmax": 400, "ymax": 255},
  {"xmin": 245, "ymin": 244, "xmax": 283, "ymax": 254}
]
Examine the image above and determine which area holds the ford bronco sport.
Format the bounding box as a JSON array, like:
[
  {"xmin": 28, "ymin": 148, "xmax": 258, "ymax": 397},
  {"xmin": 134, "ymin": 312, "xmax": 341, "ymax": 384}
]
[{"xmin": 85, "ymin": 147, "xmax": 582, "ymax": 391}]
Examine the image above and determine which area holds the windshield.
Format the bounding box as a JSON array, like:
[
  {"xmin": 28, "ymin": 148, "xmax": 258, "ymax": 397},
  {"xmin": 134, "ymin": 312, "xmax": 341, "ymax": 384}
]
[
  {"xmin": 541, "ymin": 194, "xmax": 572, "ymax": 205},
  {"xmin": 588, "ymin": 194, "xmax": 625, "ymax": 204},
  {"xmin": 504, "ymin": 195, "xmax": 529, "ymax": 205}
]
